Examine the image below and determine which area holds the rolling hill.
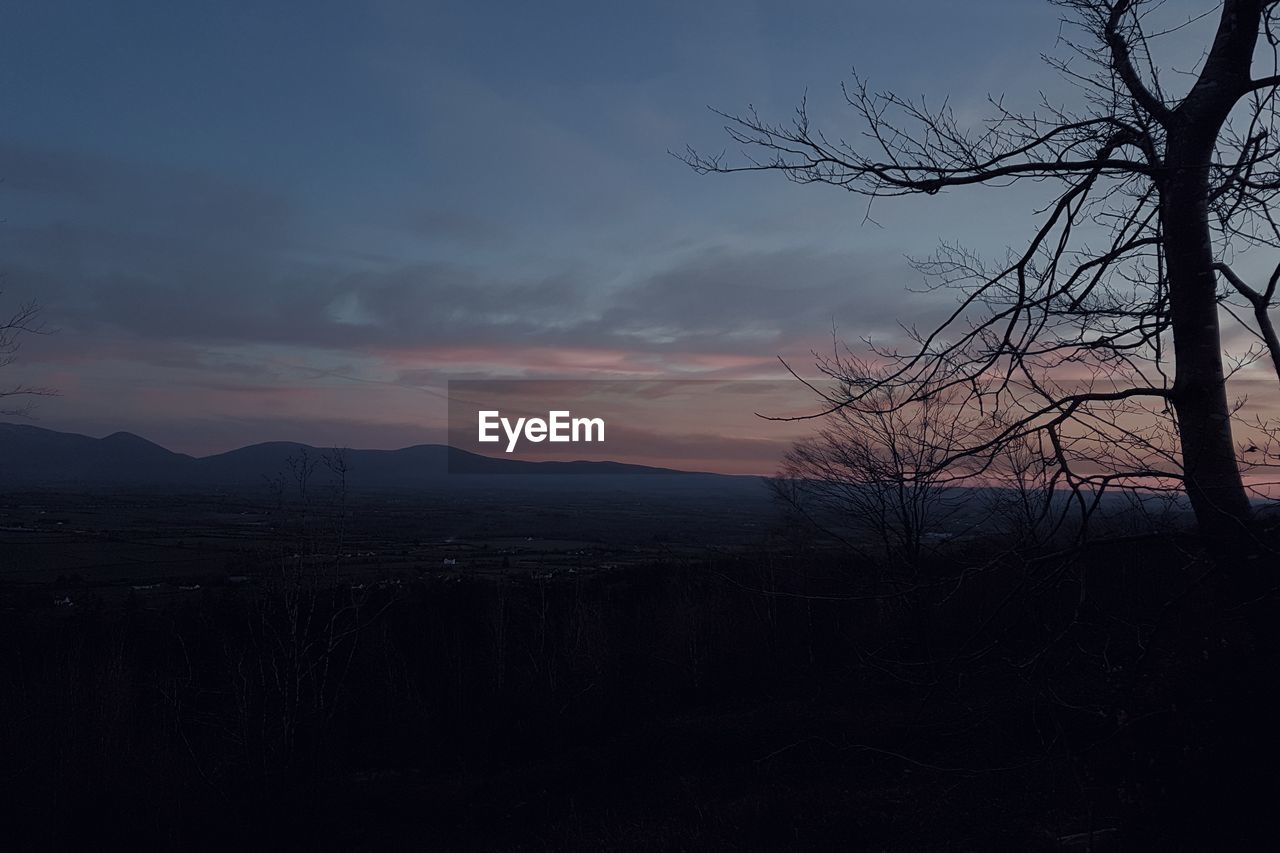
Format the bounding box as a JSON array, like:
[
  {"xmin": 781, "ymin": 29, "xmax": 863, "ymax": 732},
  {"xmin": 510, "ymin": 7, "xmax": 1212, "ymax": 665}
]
[{"xmin": 0, "ymin": 422, "xmax": 763, "ymax": 494}]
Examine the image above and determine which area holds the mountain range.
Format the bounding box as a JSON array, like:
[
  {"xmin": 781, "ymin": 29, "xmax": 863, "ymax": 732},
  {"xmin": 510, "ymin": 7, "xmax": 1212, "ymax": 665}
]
[{"xmin": 0, "ymin": 422, "xmax": 762, "ymax": 493}]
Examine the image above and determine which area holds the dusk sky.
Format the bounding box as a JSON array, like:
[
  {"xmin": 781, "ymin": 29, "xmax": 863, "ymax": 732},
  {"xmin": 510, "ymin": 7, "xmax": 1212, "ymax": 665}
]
[{"xmin": 3, "ymin": 0, "xmax": 1269, "ymax": 472}]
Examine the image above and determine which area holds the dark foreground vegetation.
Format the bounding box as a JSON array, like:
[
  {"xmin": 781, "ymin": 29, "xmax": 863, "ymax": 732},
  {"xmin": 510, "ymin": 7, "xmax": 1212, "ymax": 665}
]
[{"xmin": 2, "ymin": 486, "xmax": 1278, "ymax": 851}]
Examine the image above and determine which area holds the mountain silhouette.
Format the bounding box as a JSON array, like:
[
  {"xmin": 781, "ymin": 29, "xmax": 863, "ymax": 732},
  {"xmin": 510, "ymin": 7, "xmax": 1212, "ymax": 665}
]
[{"xmin": 0, "ymin": 422, "xmax": 760, "ymax": 493}]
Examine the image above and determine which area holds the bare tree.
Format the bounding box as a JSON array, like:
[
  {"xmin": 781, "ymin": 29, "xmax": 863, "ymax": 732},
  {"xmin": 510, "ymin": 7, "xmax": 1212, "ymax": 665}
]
[
  {"xmin": 983, "ymin": 433, "xmax": 1064, "ymax": 547},
  {"xmin": 684, "ymin": 0, "xmax": 1280, "ymax": 543},
  {"xmin": 0, "ymin": 296, "xmax": 51, "ymax": 415},
  {"xmin": 774, "ymin": 360, "xmax": 986, "ymax": 568},
  {"xmin": 237, "ymin": 448, "xmax": 397, "ymax": 783}
]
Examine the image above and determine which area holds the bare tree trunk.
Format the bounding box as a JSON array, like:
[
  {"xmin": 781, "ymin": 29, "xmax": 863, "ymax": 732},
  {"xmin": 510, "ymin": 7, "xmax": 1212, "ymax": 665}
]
[
  {"xmin": 1161, "ymin": 1, "xmax": 1262, "ymax": 536},
  {"xmin": 1163, "ymin": 173, "xmax": 1252, "ymax": 534}
]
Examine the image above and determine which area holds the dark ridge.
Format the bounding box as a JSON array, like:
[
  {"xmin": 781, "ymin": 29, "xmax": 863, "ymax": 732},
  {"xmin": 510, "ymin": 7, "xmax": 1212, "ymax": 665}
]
[{"xmin": 0, "ymin": 422, "xmax": 765, "ymax": 494}]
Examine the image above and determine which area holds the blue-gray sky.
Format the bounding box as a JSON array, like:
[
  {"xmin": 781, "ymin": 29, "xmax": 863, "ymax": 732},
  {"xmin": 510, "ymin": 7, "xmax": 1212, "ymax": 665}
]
[{"xmin": 4, "ymin": 0, "xmax": 1261, "ymax": 470}]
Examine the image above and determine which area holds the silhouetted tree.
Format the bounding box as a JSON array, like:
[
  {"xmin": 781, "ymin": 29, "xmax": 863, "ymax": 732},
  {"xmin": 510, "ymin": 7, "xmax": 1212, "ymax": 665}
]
[
  {"xmin": 0, "ymin": 296, "xmax": 50, "ymax": 415},
  {"xmin": 685, "ymin": 0, "xmax": 1280, "ymax": 543},
  {"xmin": 773, "ymin": 361, "xmax": 984, "ymax": 568}
]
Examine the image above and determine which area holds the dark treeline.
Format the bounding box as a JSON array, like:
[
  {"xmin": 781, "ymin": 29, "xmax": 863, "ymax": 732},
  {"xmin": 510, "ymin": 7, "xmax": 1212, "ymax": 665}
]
[{"xmin": 3, "ymin": 513, "xmax": 1276, "ymax": 851}]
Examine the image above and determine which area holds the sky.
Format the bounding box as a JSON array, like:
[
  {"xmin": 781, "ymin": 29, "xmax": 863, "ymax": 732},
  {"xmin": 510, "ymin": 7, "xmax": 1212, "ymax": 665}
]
[{"xmin": 2, "ymin": 0, "xmax": 1272, "ymax": 473}]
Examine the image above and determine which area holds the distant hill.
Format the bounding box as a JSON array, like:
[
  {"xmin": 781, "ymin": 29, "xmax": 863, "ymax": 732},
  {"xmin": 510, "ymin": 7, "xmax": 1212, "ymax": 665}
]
[
  {"xmin": 0, "ymin": 423, "xmax": 196, "ymax": 485},
  {"xmin": 0, "ymin": 422, "xmax": 764, "ymax": 495}
]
